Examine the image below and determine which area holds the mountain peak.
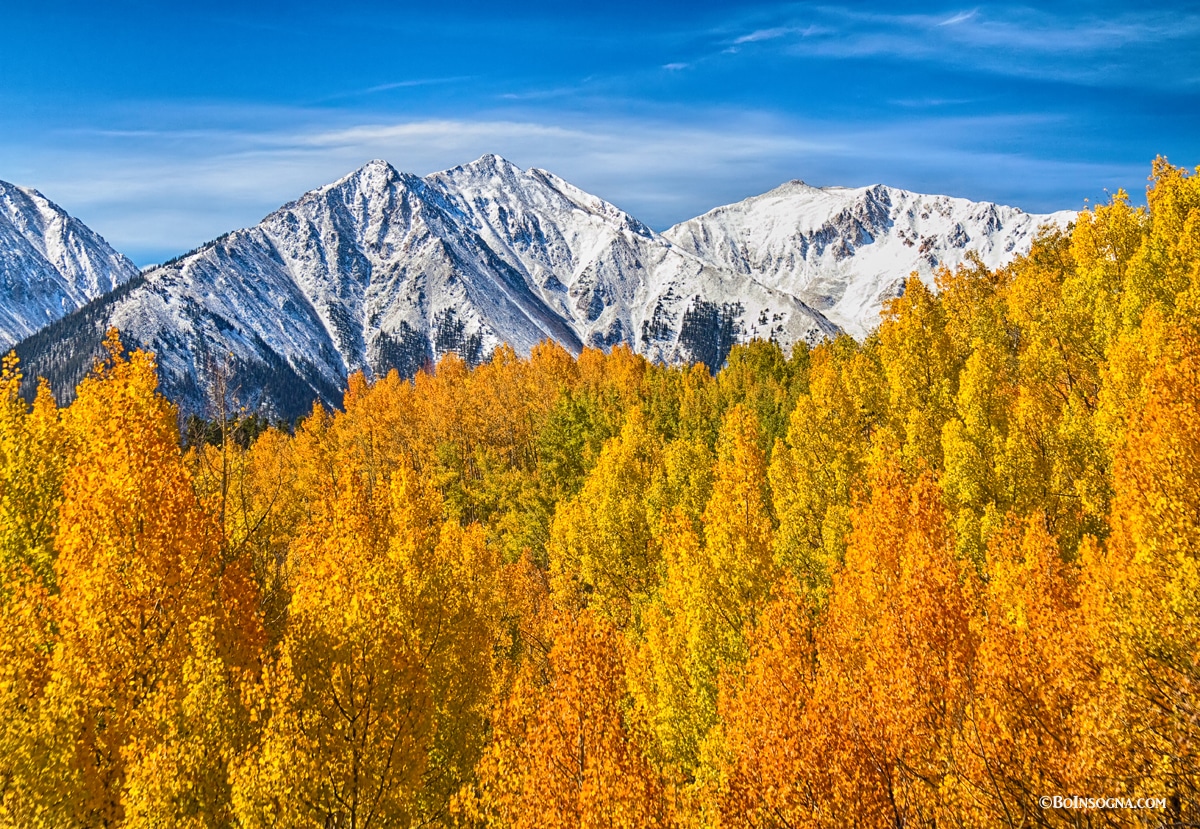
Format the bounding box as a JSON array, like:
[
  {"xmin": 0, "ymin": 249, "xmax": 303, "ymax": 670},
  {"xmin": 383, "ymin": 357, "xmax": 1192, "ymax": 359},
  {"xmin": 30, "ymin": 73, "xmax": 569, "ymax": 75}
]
[
  {"xmin": 0, "ymin": 178, "xmax": 38, "ymax": 203},
  {"xmin": 326, "ymin": 159, "xmax": 402, "ymax": 191},
  {"xmin": 361, "ymin": 157, "xmax": 397, "ymax": 173},
  {"xmin": 0, "ymin": 180, "xmax": 140, "ymax": 348},
  {"xmin": 451, "ymin": 153, "xmax": 523, "ymax": 178},
  {"xmin": 474, "ymin": 152, "xmax": 514, "ymax": 167},
  {"xmin": 354, "ymin": 158, "xmax": 402, "ymax": 182},
  {"xmin": 663, "ymin": 177, "xmax": 1073, "ymax": 339}
]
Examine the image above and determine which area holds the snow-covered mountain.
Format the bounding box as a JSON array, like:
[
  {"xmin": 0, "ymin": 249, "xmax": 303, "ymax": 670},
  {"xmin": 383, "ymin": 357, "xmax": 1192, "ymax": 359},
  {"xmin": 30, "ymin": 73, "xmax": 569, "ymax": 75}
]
[
  {"xmin": 0, "ymin": 180, "xmax": 140, "ymax": 349},
  {"xmin": 10, "ymin": 156, "xmax": 1071, "ymax": 417},
  {"xmin": 665, "ymin": 180, "xmax": 1075, "ymax": 339},
  {"xmin": 13, "ymin": 156, "xmax": 836, "ymax": 417}
]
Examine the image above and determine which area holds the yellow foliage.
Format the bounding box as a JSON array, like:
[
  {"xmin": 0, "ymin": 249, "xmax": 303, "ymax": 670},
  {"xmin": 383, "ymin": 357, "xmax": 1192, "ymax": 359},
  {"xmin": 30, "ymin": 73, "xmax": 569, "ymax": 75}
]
[
  {"xmin": 52, "ymin": 332, "xmax": 239, "ymax": 825},
  {"xmin": 2, "ymin": 158, "xmax": 1200, "ymax": 827},
  {"xmin": 468, "ymin": 607, "xmax": 670, "ymax": 829}
]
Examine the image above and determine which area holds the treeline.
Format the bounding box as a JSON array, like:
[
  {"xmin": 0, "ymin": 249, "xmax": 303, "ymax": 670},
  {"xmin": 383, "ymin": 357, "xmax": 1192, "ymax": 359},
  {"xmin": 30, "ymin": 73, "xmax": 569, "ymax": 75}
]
[{"xmin": 1, "ymin": 158, "xmax": 1198, "ymax": 827}]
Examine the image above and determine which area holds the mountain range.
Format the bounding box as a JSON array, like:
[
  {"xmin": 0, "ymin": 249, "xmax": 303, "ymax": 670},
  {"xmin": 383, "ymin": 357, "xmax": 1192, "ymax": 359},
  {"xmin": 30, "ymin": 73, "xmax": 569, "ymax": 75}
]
[{"xmin": 3, "ymin": 155, "xmax": 1074, "ymax": 417}]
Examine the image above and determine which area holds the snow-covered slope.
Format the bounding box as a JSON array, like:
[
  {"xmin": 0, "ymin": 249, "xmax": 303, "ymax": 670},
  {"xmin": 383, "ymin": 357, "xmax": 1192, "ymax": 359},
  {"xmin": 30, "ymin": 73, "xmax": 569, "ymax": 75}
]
[
  {"xmin": 665, "ymin": 180, "xmax": 1075, "ymax": 338},
  {"xmin": 0, "ymin": 180, "xmax": 140, "ymax": 349},
  {"xmin": 14, "ymin": 157, "xmax": 836, "ymax": 417}
]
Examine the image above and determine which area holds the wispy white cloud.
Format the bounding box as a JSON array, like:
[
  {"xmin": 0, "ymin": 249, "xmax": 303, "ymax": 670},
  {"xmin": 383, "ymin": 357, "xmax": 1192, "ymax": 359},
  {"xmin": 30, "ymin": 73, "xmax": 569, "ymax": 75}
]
[
  {"xmin": 939, "ymin": 10, "xmax": 978, "ymax": 27},
  {"xmin": 309, "ymin": 77, "xmax": 476, "ymax": 104},
  {"xmin": 360, "ymin": 77, "xmax": 474, "ymax": 94},
  {"xmin": 712, "ymin": 4, "xmax": 1200, "ymax": 88},
  {"xmin": 732, "ymin": 24, "xmax": 826, "ymax": 45},
  {"xmin": 888, "ymin": 97, "xmax": 976, "ymax": 108},
  {"xmin": 734, "ymin": 26, "xmax": 799, "ymax": 44}
]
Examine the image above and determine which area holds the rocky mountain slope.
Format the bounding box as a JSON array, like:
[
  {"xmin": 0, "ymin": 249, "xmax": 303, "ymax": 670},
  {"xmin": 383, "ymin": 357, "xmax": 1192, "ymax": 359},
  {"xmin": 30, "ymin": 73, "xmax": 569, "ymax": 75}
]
[
  {"xmin": 664, "ymin": 180, "xmax": 1075, "ymax": 339},
  {"xmin": 0, "ymin": 180, "xmax": 140, "ymax": 349},
  {"xmin": 426, "ymin": 156, "xmax": 837, "ymax": 362}
]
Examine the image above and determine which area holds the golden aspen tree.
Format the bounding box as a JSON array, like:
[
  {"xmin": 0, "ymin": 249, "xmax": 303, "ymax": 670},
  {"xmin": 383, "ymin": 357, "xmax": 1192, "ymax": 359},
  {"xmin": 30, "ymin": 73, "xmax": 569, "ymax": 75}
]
[
  {"xmin": 958, "ymin": 519, "xmax": 1089, "ymax": 826},
  {"xmin": 674, "ymin": 361, "xmax": 720, "ymax": 446},
  {"xmin": 451, "ymin": 346, "xmax": 535, "ymax": 537},
  {"xmin": 1004, "ymin": 231, "xmax": 1110, "ymax": 552},
  {"xmin": 769, "ymin": 336, "xmax": 872, "ymax": 595},
  {"xmin": 1118, "ymin": 158, "xmax": 1200, "ymax": 328},
  {"xmin": 1088, "ymin": 327, "xmax": 1200, "ymax": 823},
  {"xmin": 701, "ymin": 404, "xmax": 776, "ymax": 643},
  {"xmin": 0, "ymin": 357, "xmax": 74, "ymax": 828},
  {"xmin": 645, "ymin": 435, "xmax": 713, "ymax": 539},
  {"xmin": 714, "ymin": 576, "xmax": 825, "ymax": 829},
  {"xmin": 631, "ymin": 405, "xmax": 776, "ymax": 788},
  {"xmin": 1069, "ymin": 190, "xmax": 1147, "ymax": 354},
  {"xmin": 0, "ymin": 355, "xmax": 66, "ymax": 590},
  {"xmin": 816, "ymin": 462, "xmax": 978, "ymax": 827},
  {"xmin": 1097, "ymin": 164, "xmax": 1200, "ymax": 452},
  {"xmin": 234, "ymin": 466, "xmax": 433, "ymax": 829},
  {"xmin": 0, "ymin": 366, "xmax": 68, "ymax": 828},
  {"xmin": 487, "ymin": 340, "xmax": 581, "ymax": 563},
  {"xmin": 236, "ymin": 460, "xmax": 498, "ymax": 828},
  {"xmin": 713, "ymin": 339, "xmax": 805, "ymax": 453},
  {"xmin": 49, "ymin": 331, "xmax": 248, "ymax": 826},
  {"xmin": 547, "ymin": 410, "xmax": 662, "ymax": 625},
  {"xmin": 536, "ymin": 387, "xmax": 616, "ymax": 505},
  {"xmin": 184, "ymin": 426, "xmax": 278, "ymax": 680},
  {"xmin": 469, "ymin": 607, "xmax": 670, "ymax": 829},
  {"xmin": 940, "ymin": 339, "xmax": 1016, "ymax": 568},
  {"xmin": 629, "ymin": 511, "xmax": 709, "ymax": 780},
  {"xmin": 0, "ymin": 569, "xmax": 59, "ymax": 829},
  {"xmin": 232, "ymin": 425, "xmax": 305, "ymax": 647},
  {"xmin": 494, "ymin": 548, "xmax": 554, "ymax": 681},
  {"xmin": 938, "ymin": 254, "xmax": 1012, "ymax": 364},
  {"xmin": 877, "ymin": 276, "xmax": 958, "ymax": 470},
  {"xmin": 578, "ymin": 344, "xmax": 647, "ymax": 419},
  {"xmin": 934, "ymin": 258, "xmax": 1021, "ymax": 566},
  {"xmin": 410, "ymin": 519, "xmax": 501, "ymax": 825},
  {"xmin": 120, "ymin": 616, "xmax": 247, "ymax": 829},
  {"xmin": 640, "ymin": 362, "xmax": 684, "ymax": 443}
]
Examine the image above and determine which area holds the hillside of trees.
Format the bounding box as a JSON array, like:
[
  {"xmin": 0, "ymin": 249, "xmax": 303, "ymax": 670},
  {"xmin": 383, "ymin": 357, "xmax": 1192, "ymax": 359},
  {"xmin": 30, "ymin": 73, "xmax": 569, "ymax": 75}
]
[{"xmin": 1, "ymin": 159, "xmax": 1198, "ymax": 827}]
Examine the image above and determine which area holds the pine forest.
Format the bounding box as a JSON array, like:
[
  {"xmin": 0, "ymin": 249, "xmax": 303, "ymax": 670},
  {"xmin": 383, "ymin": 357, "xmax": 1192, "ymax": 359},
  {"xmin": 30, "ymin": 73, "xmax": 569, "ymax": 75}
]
[{"xmin": 2, "ymin": 159, "xmax": 1200, "ymax": 828}]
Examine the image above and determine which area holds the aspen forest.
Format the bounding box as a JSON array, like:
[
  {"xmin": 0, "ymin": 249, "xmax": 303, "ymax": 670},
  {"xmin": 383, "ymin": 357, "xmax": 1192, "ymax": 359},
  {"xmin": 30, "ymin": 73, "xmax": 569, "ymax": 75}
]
[{"xmin": 2, "ymin": 158, "xmax": 1200, "ymax": 828}]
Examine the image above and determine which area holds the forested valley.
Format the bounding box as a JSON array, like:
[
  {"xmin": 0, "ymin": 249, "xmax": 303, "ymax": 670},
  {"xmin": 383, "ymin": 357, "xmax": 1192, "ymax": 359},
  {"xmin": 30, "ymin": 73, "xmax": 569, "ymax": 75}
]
[{"xmin": 2, "ymin": 160, "xmax": 1199, "ymax": 827}]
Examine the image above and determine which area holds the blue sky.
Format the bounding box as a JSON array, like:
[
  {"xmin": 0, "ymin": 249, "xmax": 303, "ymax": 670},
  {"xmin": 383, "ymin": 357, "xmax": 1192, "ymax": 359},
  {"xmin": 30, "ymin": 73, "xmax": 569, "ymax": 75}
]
[{"xmin": 2, "ymin": 1, "xmax": 1198, "ymax": 265}]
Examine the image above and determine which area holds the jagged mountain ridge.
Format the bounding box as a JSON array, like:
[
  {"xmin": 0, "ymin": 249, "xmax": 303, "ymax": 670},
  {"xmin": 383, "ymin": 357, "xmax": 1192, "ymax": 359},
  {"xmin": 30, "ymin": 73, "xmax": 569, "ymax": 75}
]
[
  {"xmin": 12, "ymin": 156, "xmax": 838, "ymax": 417},
  {"xmin": 665, "ymin": 179, "xmax": 1075, "ymax": 339},
  {"xmin": 9, "ymin": 156, "xmax": 1070, "ymax": 417},
  {"xmin": 0, "ymin": 180, "xmax": 140, "ymax": 350}
]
